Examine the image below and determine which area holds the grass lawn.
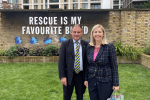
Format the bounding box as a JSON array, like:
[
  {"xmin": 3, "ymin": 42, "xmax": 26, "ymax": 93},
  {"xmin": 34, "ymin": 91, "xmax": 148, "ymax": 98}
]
[{"xmin": 0, "ymin": 63, "xmax": 150, "ymax": 100}]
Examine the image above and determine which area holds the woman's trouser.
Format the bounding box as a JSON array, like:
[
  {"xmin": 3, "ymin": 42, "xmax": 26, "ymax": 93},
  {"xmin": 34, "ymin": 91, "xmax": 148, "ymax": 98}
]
[{"xmin": 88, "ymin": 77, "xmax": 113, "ymax": 100}]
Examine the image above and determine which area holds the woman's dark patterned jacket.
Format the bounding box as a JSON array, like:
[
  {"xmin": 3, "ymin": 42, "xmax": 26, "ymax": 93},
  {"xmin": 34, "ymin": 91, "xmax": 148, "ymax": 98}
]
[{"xmin": 85, "ymin": 43, "xmax": 119, "ymax": 86}]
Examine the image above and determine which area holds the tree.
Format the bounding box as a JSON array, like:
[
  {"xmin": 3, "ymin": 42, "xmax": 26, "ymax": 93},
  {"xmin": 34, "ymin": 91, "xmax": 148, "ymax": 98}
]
[{"xmin": 140, "ymin": 0, "xmax": 150, "ymax": 8}]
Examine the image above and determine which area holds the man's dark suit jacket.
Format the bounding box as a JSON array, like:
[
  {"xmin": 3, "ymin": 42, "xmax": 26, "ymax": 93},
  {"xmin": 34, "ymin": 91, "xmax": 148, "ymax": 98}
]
[{"xmin": 58, "ymin": 38, "xmax": 88, "ymax": 93}]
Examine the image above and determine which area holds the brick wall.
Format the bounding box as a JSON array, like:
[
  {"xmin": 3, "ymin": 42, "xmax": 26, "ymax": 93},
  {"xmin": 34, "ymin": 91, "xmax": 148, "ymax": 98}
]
[
  {"xmin": 120, "ymin": 11, "xmax": 136, "ymax": 46},
  {"xmin": 140, "ymin": 54, "xmax": 150, "ymax": 68},
  {"xmin": 135, "ymin": 11, "xmax": 150, "ymax": 47},
  {"xmin": 108, "ymin": 11, "xmax": 121, "ymax": 43},
  {"xmin": 108, "ymin": 10, "xmax": 150, "ymax": 47}
]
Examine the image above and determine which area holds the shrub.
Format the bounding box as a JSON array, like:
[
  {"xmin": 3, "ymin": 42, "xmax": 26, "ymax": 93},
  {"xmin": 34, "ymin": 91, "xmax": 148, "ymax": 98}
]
[
  {"xmin": 29, "ymin": 50, "xmax": 35, "ymax": 56},
  {"xmin": 33, "ymin": 48, "xmax": 44, "ymax": 56},
  {"xmin": 5, "ymin": 45, "xmax": 19, "ymax": 58},
  {"xmin": 17, "ymin": 47, "xmax": 30, "ymax": 56},
  {"xmin": 42, "ymin": 45, "xmax": 59, "ymax": 56},
  {"xmin": 114, "ymin": 41, "xmax": 144, "ymax": 60},
  {"xmin": 113, "ymin": 41, "xmax": 123, "ymax": 56},
  {"xmin": 0, "ymin": 50, "xmax": 5, "ymax": 56},
  {"xmin": 144, "ymin": 43, "xmax": 150, "ymax": 55}
]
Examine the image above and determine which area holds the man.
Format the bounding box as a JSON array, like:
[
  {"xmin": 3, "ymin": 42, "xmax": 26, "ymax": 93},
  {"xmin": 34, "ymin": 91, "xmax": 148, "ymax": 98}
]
[{"xmin": 58, "ymin": 24, "xmax": 88, "ymax": 100}]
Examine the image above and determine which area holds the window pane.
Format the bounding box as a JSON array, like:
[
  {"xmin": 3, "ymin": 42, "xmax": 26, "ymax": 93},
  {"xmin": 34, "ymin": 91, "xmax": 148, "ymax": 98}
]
[
  {"xmin": 91, "ymin": 0, "xmax": 100, "ymax": 1},
  {"xmin": 23, "ymin": 0, "xmax": 29, "ymax": 3},
  {"xmin": 83, "ymin": 3, "xmax": 88, "ymax": 9},
  {"xmin": 8, "ymin": 0, "xmax": 11, "ymax": 3},
  {"xmin": 113, "ymin": 1, "xmax": 119, "ymax": 4},
  {"xmin": 50, "ymin": 0, "xmax": 59, "ymax": 2},
  {"xmin": 91, "ymin": 4, "xmax": 100, "ymax": 9},
  {"xmin": 120, "ymin": 5, "xmax": 122, "ymax": 8},
  {"xmin": 113, "ymin": 6, "xmax": 119, "ymax": 9},
  {"xmin": 64, "ymin": 4, "xmax": 68, "ymax": 9},
  {"xmin": 73, "ymin": 4, "xmax": 77, "ymax": 9},
  {"xmin": 34, "ymin": 5, "xmax": 38, "ymax": 9},
  {"xmin": 121, "ymin": 0, "xmax": 123, "ymax": 4},
  {"xmin": 34, "ymin": 0, "xmax": 38, "ymax": 3},
  {"xmin": 13, "ymin": 0, "xmax": 17, "ymax": 4}
]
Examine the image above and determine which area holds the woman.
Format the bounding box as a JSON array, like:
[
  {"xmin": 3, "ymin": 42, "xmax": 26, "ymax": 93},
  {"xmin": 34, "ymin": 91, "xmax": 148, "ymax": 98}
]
[{"xmin": 84, "ymin": 24, "xmax": 119, "ymax": 100}]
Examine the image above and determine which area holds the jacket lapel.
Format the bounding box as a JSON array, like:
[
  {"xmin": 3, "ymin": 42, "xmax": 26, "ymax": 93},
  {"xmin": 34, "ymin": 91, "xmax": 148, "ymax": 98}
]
[
  {"xmin": 88, "ymin": 46, "xmax": 94, "ymax": 63},
  {"xmin": 81, "ymin": 40, "xmax": 86, "ymax": 59},
  {"xmin": 68, "ymin": 39, "xmax": 75, "ymax": 58}
]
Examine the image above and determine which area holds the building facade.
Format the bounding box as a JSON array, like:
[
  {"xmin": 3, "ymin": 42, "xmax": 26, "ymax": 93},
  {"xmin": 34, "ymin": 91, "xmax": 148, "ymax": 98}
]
[
  {"xmin": 1, "ymin": 0, "xmax": 123, "ymax": 9},
  {"xmin": 0, "ymin": 0, "xmax": 2, "ymax": 8},
  {"xmin": 111, "ymin": 0, "xmax": 123, "ymax": 9},
  {"xmin": 22, "ymin": 0, "xmax": 110, "ymax": 9},
  {"xmin": 122, "ymin": 0, "xmax": 148, "ymax": 8}
]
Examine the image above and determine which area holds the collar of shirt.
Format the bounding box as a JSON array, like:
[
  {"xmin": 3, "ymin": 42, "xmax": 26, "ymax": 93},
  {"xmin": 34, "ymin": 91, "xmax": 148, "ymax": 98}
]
[{"xmin": 73, "ymin": 39, "xmax": 81, "ymax": 44}]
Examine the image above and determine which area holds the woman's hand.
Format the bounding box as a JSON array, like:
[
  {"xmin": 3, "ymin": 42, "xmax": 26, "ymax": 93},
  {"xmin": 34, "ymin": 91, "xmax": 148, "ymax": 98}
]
[
  {"xmin": 84, "ymin": 81, "xmax": 88, "ymax": 87},
  {"xmin": 112, "ymin": 86, "xmax": 119, "ymax": 91}
]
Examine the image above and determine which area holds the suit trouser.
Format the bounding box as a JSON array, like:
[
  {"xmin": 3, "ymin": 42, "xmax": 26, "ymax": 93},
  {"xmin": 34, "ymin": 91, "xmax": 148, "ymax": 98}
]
[
  {"xmin": 63, "ymin": 71, "xmax": 84, "ymax": 100},
  {"xmin": 88, "ymin": 77, "xmax": 113, "ymax": 100}
]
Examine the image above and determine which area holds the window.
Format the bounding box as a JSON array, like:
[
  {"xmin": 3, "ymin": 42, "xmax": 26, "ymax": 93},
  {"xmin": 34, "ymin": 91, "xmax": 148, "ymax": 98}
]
[
  {"xmin": 13, "ymin": 0, "xmax": 18, "ymax": 4},
  {"xmin": 64, "ymin": 4, "xmax": 68, "ymax": 9},
  {"xmin": 121, "ymin": 0, "xmax": 123, "ymax": 4},
  {"xmin": 73, "ymin": 0, "xmax": 76, "ymax": 2},
  {"xmin": 8, "ymin": 0, "xmax": 11, "ymax": 3},
  {"xmin": 24, "ymin": 6, "xmax": 29, "ymax": 9},
  {"xmin": 73, "ymin": 4, "xmax": 77, "ymax": 9},
  {"xmin": 120, "ymin": 5, "xmax": 122, "ymax": 8},
  {"xmin": 50, "ymin": 5, "xmax": 59, "ymax": 9},
  {"xmin": 41, "ymin": 5, "xmax": 43, "ymax": 9},
  {"xmin": 34, "ymin": 0, "xmax": 38, "ymax": 3},
  {"xmin": 83, "ymin": 3, "xmax": 88, "ymax": 9},
  {"xmin": 45, "ymin": 5, "xmax": 47, "ymax": 9},
  {"xmin": 84, "ymin": 0, "xmax": 88, "ymax": 1},
  {"xmin": 41, "ymin": 0, "xmax": 43, "ymax": 3},
  {"xmin": 34, "ymin": 5, "xmax": 38, "ymax": 9},
  {"xmin": 45, "ymin": 0, "xmax": 47, "ymax": 3},
  {"xmin": 91, "ymin": 4, "xmax": 100, "ymax": 9},
  {"xmin": 91, "ymin": 0, "xmax": 100, "ymax": 1},
  {"xmin": 23, "ymin": 0, "xmax": 29, "ymax": 4},
  {"xmin": 113, "ymin": 6, "xmax": 119, "ymax": 9},
  {"xmin": 113, "ymin": 1, "xmax": 119, "ymax": 4},
  {"xmin": 134, "ymin": 2, "xmax": 141, "ymax": 8},
  {"xmin": 50, "ymin": 0, "xmax": 59, "ymax": 2}
]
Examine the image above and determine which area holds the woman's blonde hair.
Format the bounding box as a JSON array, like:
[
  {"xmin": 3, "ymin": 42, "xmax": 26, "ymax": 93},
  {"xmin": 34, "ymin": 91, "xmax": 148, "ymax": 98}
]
[{"xmin": 89, "ymin": 24, "xmax": 108, "ymax": 46}]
